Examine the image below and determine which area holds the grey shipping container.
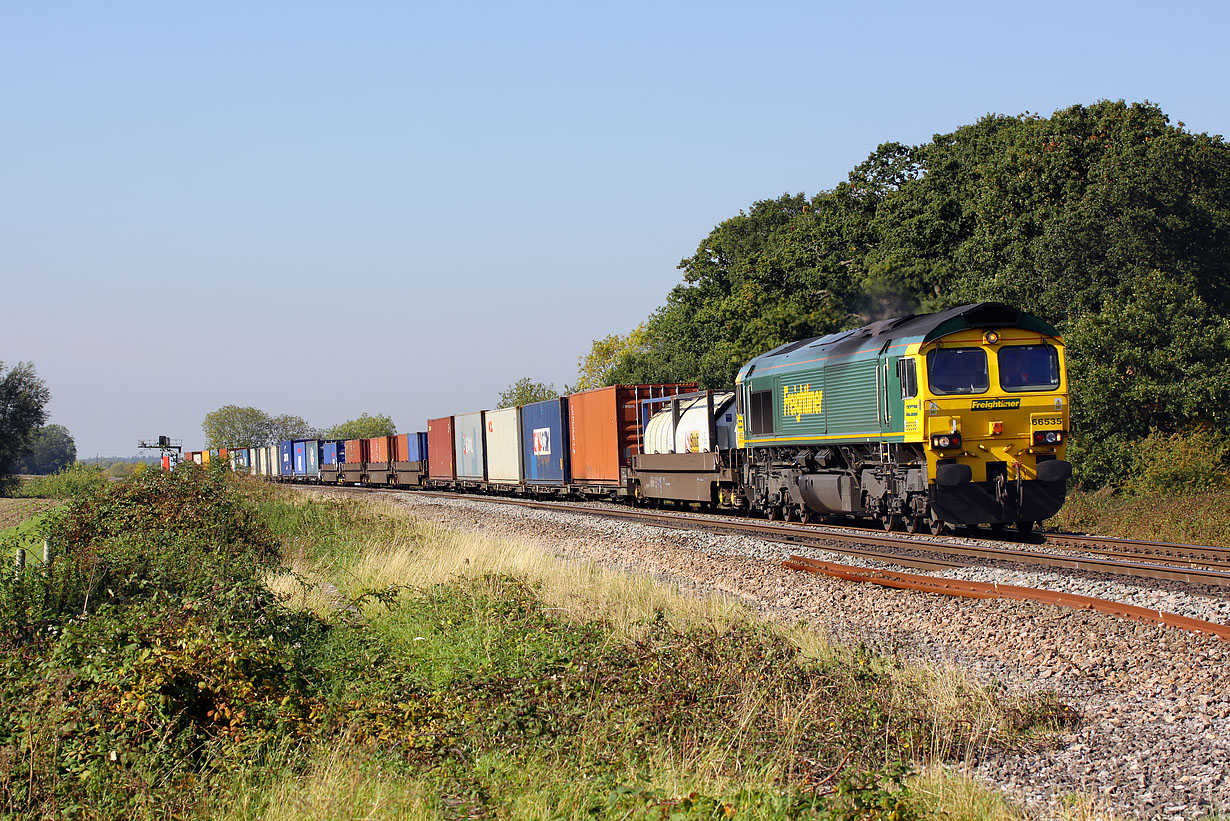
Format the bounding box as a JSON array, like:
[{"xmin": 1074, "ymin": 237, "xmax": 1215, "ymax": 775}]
[{"xmin": 453, "ymin": 411, "xmax": 487, "ymax": 480}]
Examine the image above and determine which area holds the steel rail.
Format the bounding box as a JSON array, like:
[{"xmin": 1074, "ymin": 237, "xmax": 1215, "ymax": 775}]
[
  {"xmin": 1045, "ymin": 533, "xmax": 1230, "ymax": 568},
  {"xmin": 781, "ymin": 555, "xmax": 1230, "ymax": 643},
  {"xmin": 397, "ymin": 490, "xmax": 1230, "ymax": 588},
  {"xmin": 395, "ymin": 490, "xmax": 966, "ymax": 572}
]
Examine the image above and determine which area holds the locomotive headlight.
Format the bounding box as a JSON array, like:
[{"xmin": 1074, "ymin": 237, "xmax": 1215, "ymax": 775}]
[
  {"xmin": 985, "ymin": 331, "xmax": 1000, "ymax": 344},
  {"xmin": 931, "ymin": 433, "xmax": 962, "ymax": 449}
]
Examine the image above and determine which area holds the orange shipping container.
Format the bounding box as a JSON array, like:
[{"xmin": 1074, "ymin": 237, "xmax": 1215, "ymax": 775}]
[
  {"xmin": 392, "ymin": 433, "xmax": 410, "ymax": 462},
  {"xmin": 428, "ymin": 417, "xmax": 455, "ymax": 479},
  {"xmin": 343, "ymin": 438, "xmax": 367, "ymax": 464},
  {"xmin": 367, "ymin": 435, "xmax": 392, "ymax": 463},
  {"xmin": 568, "ymin": 384, "xmax": 696, "ymax": 484}
]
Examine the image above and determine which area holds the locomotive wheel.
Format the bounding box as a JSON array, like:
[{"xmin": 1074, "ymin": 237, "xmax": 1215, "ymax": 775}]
[
  {"xmin": 927, "ymin": 515, "xmax": 946, "ymax": 536},
  {"xmin": 881, "ymin": 513, "xmax": 900, "ymax": 532},
  {"xmin": 768, "ymin": 505, "xmax": 782, "ymax": 521},
  {"xmin": 904, "ymin": 515, "xmax": 921, "ymax": 534}
]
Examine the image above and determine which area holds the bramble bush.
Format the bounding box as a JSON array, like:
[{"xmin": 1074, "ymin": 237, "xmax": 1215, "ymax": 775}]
[{"xmin": 0, "ymin": 462, "xmax": 325, "ymax": 817}]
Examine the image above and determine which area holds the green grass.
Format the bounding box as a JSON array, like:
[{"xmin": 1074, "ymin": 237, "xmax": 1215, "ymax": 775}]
[
  {"xmin": 1, "ymin": 472, "xmax": 1065, "ymax": 819},
  {"xmin": 0, "ymin": 497, "xmax": 62, "ymax": 532},
  {"xmin": 239, "ymin": 490, "xmax": 1075, "ymax": 820},
  {"xmin": 1052, "ymin": 486, "xmax": 1230, "ymax": 547}
]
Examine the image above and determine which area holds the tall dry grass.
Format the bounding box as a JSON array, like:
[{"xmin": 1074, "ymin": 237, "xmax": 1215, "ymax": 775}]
[
  {"xmin": 254, "ymin": 490, "xmax": 1095, "ymax": 819},
  {"xmin": 290, "ymin": 494, "xmax": 754, "ymax": 639}
]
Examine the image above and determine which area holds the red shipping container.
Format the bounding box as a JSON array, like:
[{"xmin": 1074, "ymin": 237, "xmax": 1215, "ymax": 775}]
[
  {"xmin": 343, "ymin": 438, "xmax": 368, "ymax": 464},
  {"xmin": 392, "ymin": 433, "xmax": 410, "ymax": 462},
  {"xmin": 427, "ymin": 416, "xmax": 455, "ymax": 479},
  {"xmin": 568, "ymin": 384, "xmax": 697, "ymax": 484}
]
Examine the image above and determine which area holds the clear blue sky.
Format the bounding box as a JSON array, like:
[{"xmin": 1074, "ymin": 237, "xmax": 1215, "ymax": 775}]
[{"xmin": 4, "ymin": 1, "xmax": 1227, "ymax": 456}]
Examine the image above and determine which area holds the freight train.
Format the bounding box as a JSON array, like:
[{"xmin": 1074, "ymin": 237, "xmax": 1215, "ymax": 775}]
[{"xmin": 189, "ymin": 302, "xmax": 1072, "ymax": 533}]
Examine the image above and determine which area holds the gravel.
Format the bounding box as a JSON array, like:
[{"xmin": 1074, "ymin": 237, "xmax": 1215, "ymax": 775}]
[{"xmin": 315, "ymin": 488, "xmax": 1230, "ymax": 819}]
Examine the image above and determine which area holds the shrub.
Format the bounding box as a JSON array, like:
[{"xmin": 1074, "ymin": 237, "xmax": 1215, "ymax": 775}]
[
  {"xmin": 1123, "ymin": 427, "xmax": 1230, "ymax": 495},
  {"xmin": 14, "ymin": 463, "xmax": 108, "ymax": 499},
  {"xmin": 0, "ymin": 462, "xmax": 325, "ymax": 817}
]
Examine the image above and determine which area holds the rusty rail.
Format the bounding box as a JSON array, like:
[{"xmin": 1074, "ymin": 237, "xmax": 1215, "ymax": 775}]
[{"xmin": 781, "ymin": 555, "xmax": 1230, "ymax": 643}]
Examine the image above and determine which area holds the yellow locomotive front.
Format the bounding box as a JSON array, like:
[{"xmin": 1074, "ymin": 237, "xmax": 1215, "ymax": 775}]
[{"xmin": 900, "ymin": 322, "xmax": 1071, "ymax": 531}]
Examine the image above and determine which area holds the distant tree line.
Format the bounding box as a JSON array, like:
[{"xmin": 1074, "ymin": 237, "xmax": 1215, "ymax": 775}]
[
  {"xmin": 0, "ymin": 361, "xmax": 56, "ymax": 491},
  {"xmin": 201, "ymin": 406, "xmax": 397, "ymax": 449},
  {"xmin": 579, "ymin": 100, "xmax": 1230, "ymax": 486},
  {"xmin": 13, "ymin": 424, "xmax": 76, "ymax": 475}
]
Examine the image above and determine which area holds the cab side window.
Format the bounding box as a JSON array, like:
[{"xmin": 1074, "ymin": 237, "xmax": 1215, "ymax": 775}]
[
  {"xmin": 898, "ymin": 358, "xmax": 918, "ymax": 399},
  {"xmin": 748, "ymin": 390, "xmax": 774, "ymax": 435}
]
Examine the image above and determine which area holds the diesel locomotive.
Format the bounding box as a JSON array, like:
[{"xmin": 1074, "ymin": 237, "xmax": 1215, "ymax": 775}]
[
  {"xmin": 213, "ymin": 302, "xmax": 1071, "ymax": 533},
  {"xmin": 733, "ymin": 301, "xmax": 1070, "ymax": 533}
]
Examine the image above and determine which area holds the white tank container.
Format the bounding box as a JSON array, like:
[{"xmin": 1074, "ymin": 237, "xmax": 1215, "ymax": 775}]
[
  {"xmin": 486, "ymin": 406, "xmax": 522, "ymax": 484},
  {"xmin": 644, "ymin": 392, "xmax": 736, "ymax": 454}
]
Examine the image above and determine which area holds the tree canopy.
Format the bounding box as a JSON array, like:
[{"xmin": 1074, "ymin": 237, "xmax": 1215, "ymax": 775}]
[
  {"xmin": 324, "ymin": 413, "xmax": 396, "ymax": 440},
  {"xmin": 0, "ymin": 361, "xmax": 51, "ymax": 493},
  {"xmin": 573, "ymin": 327, "xmax": 647, "ymax": 392},
  {"xmin": 13, "ymin": 424, "xmax": 76, "ymax": 475},
  {"xmin": 496, "ymin": 378, "xmax": 557, "ymax": 408},
  {"xmin": 202, "ymin": 407, "xmax": 320, "ymax": 447},
  {"xmin": 593, "ymin": 101, "xmax": 1230, "ymax": 484},
  {"xmin": 202, "ymin": 405, "xmax": 274, "ymax": 449},
  {"xmin": 268, "ymin": 414, "xmax": 318, "ymax": 443}
]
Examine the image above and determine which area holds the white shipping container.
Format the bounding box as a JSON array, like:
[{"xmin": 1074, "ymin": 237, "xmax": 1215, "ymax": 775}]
[
  {"xmin": 644, "ymin": 393, "xmax": 736, "ymax": 454},
  {"xmin": 257, "ymin": 447, "xmax": 268, "ymax": 475},
  {"xmin": 485, "ymin": 406, "xmax": 522, "ymax": 484}
]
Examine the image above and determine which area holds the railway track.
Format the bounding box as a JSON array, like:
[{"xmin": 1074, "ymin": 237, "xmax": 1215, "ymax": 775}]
[
  {"xmin": 393, "ymin": 489, "xmax": 1230, "ymax": 589},
  {"xmin": 316, "ymin": 486, "xmax": 1230, "ymax": 642},
  {"xmin": 1044, "ymin": 532, "xmax": 1230, "ymax": 570}
]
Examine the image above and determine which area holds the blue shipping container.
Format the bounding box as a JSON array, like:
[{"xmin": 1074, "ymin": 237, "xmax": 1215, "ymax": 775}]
[
  {"xmin": 405, "ymin": 432, "xmax": 429, "ymax": 462},
  {"xmin": 293, "ymin": 441, "xmax": 307, "ymax": 476},
  {"xmin": 521, "ymin": 398, "xmax": 569, "ymax": 485},
  {"xmin": 323, "ymin": 441, "xmax": 342, "ymax": 465},
  {"xmin": 279, "ymin": 441, "xmax": 294, "ymax": 476}
]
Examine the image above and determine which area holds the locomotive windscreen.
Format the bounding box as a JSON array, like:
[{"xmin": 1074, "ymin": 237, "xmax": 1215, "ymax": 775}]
[
  {"xmin": 999, "ymin": 345, "xmax": 1060, "ymax": 391},
  {"xmin": 926, "ymin": 347, "xmax": 989, "ymax": 395}
]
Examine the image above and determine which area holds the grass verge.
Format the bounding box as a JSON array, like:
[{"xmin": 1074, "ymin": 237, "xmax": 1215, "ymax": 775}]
[
  {"xmin": 1052, "ymin": 486, "xmax": 1230, "ymax": 547},
  {"xmin": 0, "ymin": 470, "xmax": 1077, "ymax": 818},
  {"xmin": 246, "ymin": 489, "xmax": 1075, "ymax": 820}
]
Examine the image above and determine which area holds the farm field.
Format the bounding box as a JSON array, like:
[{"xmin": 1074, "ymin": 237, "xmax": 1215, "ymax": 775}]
[{"xmin": 0, "ymin": 497, "xmax": 61, "ymax": 532}]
